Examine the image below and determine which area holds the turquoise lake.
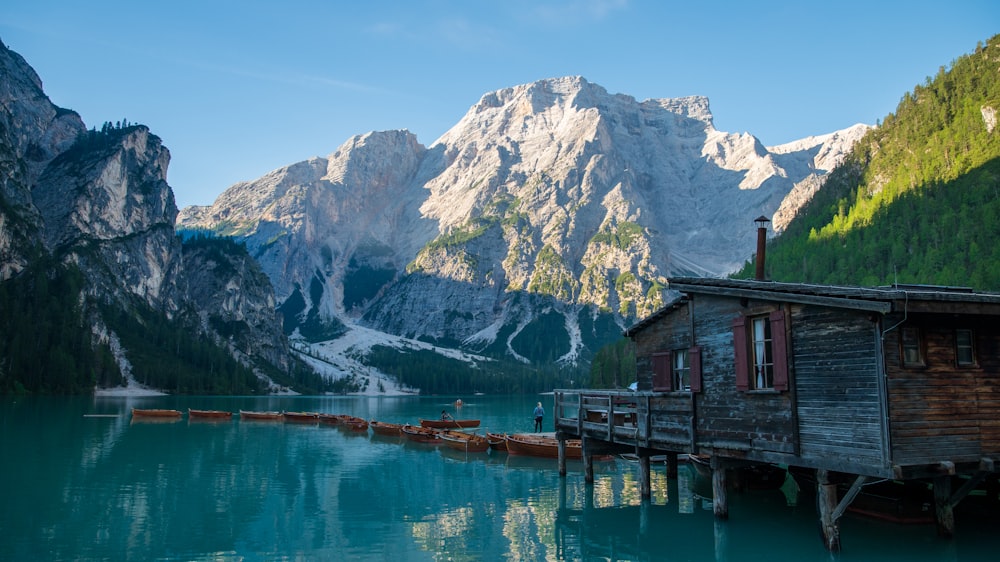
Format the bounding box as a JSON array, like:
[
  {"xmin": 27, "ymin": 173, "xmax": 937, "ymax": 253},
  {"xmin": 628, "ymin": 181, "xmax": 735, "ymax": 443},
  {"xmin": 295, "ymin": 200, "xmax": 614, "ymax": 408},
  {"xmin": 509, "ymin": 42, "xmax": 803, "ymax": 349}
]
[{"xmin": 1, "ymin": 395, "xmax": 996, "ymax": 561}]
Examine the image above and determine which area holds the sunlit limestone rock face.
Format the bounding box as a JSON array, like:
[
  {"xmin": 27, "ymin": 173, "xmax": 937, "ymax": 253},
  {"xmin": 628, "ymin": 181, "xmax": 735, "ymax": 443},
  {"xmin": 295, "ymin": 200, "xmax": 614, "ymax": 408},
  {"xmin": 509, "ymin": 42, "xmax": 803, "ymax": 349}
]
[
  {"xmin": 33, "ymin": 126, "xmax": 181, "ymax": 308},
  {"xmin": 179, "ymin": 76, "xmax": 868, "ymax": 365}
]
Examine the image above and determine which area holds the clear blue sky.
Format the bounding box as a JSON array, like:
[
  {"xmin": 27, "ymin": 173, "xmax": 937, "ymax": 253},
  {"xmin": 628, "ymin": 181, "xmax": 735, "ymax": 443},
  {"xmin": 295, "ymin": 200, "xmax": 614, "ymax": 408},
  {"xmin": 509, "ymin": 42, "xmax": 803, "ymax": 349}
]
[{"xmin": 2, "ymin": 1, "xmax": 997, "ymax": 208}]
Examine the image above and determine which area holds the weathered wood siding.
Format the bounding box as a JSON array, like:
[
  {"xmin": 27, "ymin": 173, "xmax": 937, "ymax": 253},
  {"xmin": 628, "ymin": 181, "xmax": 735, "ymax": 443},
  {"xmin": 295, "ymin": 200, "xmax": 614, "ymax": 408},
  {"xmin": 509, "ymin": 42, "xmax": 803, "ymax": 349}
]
[
  {"xmin": 632, "ymin": 303, "xmax": 691, "ymax": 392},
  {"xmin": 688, "ymin": 295, "xmax": 796, "ymax": 457},
  {"xmin": 631, "ymin": 305, "xmax": 695, "ymax": 448},
  {"xmin": 885, "ymin": 314, "xmax": 1000, "ymax": 466},
  {"xmin": 790, "ymin": 305, "xmax": 886, "ymax": 473},
  {"xmin": 647, "ymin": 395, "xmax": 693, "ymax": 448}
]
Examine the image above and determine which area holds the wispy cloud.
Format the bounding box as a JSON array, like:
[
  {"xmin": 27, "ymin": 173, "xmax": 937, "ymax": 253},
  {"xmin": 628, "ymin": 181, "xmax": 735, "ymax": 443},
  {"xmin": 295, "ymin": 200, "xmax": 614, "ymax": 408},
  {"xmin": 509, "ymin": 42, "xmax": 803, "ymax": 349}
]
[
  {"xmin": 365, "ymin": 17, "xmax": 504, "ymax": 52},
  {"xmin": 434, "ymin": 17, "xmax": 505, "ymax": 51},
  {"xmin": 529, "ymin": 0, "xmax": 629, "ymax": 26},
  {"xmin": 166, "ymin": 56, "xmax": 394, "ymax": 96}
]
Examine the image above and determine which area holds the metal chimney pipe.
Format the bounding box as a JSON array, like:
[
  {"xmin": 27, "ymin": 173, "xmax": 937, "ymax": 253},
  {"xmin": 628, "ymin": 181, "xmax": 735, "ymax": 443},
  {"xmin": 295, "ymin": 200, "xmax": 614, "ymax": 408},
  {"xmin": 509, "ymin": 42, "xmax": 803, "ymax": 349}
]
[{"xmin": 754, "ymin": 216, "xmax": 770, "ymax": 281}]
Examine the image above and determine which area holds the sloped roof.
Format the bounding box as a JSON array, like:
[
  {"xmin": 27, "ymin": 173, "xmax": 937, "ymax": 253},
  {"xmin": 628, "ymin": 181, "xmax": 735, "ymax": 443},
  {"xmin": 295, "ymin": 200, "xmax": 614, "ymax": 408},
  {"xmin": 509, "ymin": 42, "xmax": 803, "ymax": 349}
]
[{"xmin": 625, "ymin": 277, "xmax": 1000, "ymax": 336}]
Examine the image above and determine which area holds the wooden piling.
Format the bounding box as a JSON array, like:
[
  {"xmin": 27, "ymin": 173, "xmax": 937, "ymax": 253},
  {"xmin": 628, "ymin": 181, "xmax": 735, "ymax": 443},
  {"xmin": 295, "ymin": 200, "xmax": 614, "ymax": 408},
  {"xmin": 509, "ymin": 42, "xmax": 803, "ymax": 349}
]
[
  {"xmin": 557, "ymin": 438, "xmax": 567, "ymax": 477},
  {"xmin": 817, "ymin": 469, "xmax": 841, "ymax": 551},
  {"xmin": 583, "ymin": 450, "xmax": 594, "ymax": 483},
  {"xmin": 639, "ymin": 454, "xmax": 651, "ymax": 498},
  {"xmin": 711, "ymin": 456, "xmax": 728, "ymax": 519},
  {"xmin": 934, "ymin": 475, "xmax": 955, "ymax": 538}
]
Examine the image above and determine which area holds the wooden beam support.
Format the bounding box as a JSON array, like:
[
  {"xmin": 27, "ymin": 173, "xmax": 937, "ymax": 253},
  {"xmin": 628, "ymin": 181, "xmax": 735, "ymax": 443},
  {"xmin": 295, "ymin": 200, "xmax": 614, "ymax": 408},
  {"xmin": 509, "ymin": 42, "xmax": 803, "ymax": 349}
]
[
  {"xmin": 666, "ymin": 452, "xmax": 678, "ymax": 479},
  {"xmin": 934, "ymin": 475, "xmax": 955, "ymax": 538},
  {"xmin": 557, "ymin": 438, "xmax": 567, "ymax": 477},
  {"xmin": 639, "ymin": 455, "xmax": 651, "ymax": 498},
  {"xmin": 831, "ymin": 475, "xmax": 870, "ymax": 521},
  {"xmin": 711, "ymin": 456, "xmax": 729, "ymax": 519},
  {"xmin": 817, "ymin": 469, "xmax": 842, "ymax": 552},
  {"xmin": 950, "ymin": 471, "xmax": 988, "ymax": 509}
]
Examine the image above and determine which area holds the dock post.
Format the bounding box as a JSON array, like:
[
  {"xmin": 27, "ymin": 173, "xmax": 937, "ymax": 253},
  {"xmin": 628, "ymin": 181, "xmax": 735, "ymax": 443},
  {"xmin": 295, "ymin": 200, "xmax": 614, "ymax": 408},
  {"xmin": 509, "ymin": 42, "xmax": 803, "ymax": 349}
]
[
  {"xmin": 711, "ymin": 456, "xmax": 728, "ymax": 519},
  {"xmin": 583, "ymin": 452, "xmax": 594, "ymax": 483},
  {"xmin": 817, "ymin": 469, "xmax": 841, "ymax": 551},
  {"xmin": 666, "ymin": 452, "xmax": 678, "ymax": 479},
  {"xmin": 934, "ymin": 475, "xmax": 955, "ymax": 538},
  {"xmin": 639, "ymin": 454, "xmax": 651, "ymax": 498},
  {"xmin": 557, "ymin": 438, "xmax": 567, "ymax": 477}
]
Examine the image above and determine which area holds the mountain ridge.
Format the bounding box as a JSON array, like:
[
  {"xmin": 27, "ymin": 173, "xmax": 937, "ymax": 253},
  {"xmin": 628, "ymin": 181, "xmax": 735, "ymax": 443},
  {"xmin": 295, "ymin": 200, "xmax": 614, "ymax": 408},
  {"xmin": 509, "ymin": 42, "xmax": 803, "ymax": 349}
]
[
  {"xmin": 178, "ymin": 76, "xmax": 868, "ymax": 378},
  {"xmin": 0, "ymin": 39, "xmax": 315, "ymax": 395}
]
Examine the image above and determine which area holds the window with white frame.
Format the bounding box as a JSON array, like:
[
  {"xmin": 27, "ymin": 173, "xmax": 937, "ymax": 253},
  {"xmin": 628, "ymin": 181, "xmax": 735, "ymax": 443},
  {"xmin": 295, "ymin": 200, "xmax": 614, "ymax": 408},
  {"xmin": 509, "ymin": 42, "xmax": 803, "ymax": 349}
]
[
  {"xmin": 673, "ymin": 348, "xmax": 690, "ymax": 391},
  {"xmin": 955, "ymin": 329, "xmax": 977, "ymax": 366},
  {"xmin": 733, "ymin": 310, "xmax": 788, "ymax": 392},
  {"xmin": 901, "ymin": 327, "xmax": 924, "ymax": 367},
  {"xmin": 750, "ymin": 315, "xmax": 774, "ymax": 389}
]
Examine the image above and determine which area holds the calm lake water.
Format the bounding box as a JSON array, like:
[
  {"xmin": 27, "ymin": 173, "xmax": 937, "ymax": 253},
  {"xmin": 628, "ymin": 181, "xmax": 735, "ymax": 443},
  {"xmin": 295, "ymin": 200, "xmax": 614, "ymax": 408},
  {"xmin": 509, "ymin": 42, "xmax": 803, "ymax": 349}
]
[{"xmin": 1, "ymin": 394, "xmax": 996, "ymax": 561}]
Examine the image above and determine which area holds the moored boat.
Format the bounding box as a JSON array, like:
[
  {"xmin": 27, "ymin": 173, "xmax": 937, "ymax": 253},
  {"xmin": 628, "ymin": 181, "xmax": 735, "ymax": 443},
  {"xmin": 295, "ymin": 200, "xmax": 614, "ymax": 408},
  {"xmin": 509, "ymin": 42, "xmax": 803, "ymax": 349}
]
[
  {"xmin": 401, "ymin": 424, "xmax": 441, "ymax": 443},
  {"xmin": 239, "ymin": 410, "xmax": 283, "ymax": 420},
  {"xmin": 688, "ymin": 454, "xmax": 787, "ymax": 490},
  {"xmin": 487, "ymin": 432, "xmax": 508, "ymax": 452},
  {"xmin": 188, "ymin": 408, "xmax": 233, "ymax": 420},
  {"xmin": 505, "ymin": 433, "xmax": 583, "ymax": 459},
  {"xmin": 438, "ymin": 430, "xmax": 490, "ymax": 453},
  {"xmin": 419, "ymin": 418, "xmax": 481, "ymax": 429},
  {"xmin": 318, "ymin": 413, "xmax": 344, "ymax": 425},
  {"xmin": 340, "ymin": 416, "xmax": 369, "ymax": 431},
  {"xmin": 370, "ymin": 420, "xmax": 404, "ymax": 436},
  {"xmin": 619, "ymin": 453, "xmax": 669, "ymax": 463},
  {"xmin": 283, "ymin": 411, "xmax": 320, "ymax": 423},
  {"xmin": 131, "ymin": 408, "xmax": 183, "ymax": 418}
]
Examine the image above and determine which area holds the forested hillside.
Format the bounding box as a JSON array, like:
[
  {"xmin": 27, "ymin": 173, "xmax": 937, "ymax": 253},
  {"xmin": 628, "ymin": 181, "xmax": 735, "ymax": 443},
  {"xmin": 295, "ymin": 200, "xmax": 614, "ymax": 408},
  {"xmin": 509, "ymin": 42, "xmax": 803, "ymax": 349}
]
[{"xmin": 737, "ymin": 35, "xmax": 1000, "ymax": 289}]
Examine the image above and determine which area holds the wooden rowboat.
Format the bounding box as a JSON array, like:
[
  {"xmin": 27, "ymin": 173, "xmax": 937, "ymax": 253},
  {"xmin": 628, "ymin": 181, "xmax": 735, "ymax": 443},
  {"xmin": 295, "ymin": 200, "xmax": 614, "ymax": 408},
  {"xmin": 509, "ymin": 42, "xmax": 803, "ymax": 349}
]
[
  {"xmin": 419, "ymin": 418, "xmax": 481, "ymax": 429},
  {"xmin": 340, "ymin": 416, "xmax": 369, "ymax": 431},
  {"xmin": 188, "ymin": 408, "xmax": 233, "ymax": 420},
  {"xmin": 438, "ymin": 430, "xmax": 490, "ymax": 453},
  {"xmin": 283, "ymin": 411, "xmax": 320, "ymax": 423},
  {"xmin": 131, "ymin": 408, "xmax": 183, "ymax": 418},
  {"xmin": 317, "ymin": 414, "xmax": 369, "ymax": 431},
  {"xmin": 401, "ymin": 424, "xmax": 441, "ymax": 443},
  {"xmin": 369, "ymin": 420, "xmax": 404, "ymax": 436},
  {"xmin": 239, "ymin": 410, "xmax": 283, "ymax": 420},
  {"xmin": 505, "ymin": 434, "xmax": 580, "ymax": 458},
  {"xmin": 505, "ymin": 433, "xmax": 596, "ymax": 459},
  {"xmin": 487, "ymin": 432, "xmax": 508, "ymax": 452},
  {"xmin": 688, "ymin": 454, "xmax": 787, "ymax": 490}
]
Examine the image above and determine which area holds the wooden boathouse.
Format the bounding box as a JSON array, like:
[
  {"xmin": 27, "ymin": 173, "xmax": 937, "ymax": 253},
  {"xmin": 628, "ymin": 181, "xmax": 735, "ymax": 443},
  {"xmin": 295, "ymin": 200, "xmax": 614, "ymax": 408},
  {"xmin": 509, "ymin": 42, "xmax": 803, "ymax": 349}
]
[{"xmin": 553, "ymin": 277, "xmax": 1000, "ymax": 550}]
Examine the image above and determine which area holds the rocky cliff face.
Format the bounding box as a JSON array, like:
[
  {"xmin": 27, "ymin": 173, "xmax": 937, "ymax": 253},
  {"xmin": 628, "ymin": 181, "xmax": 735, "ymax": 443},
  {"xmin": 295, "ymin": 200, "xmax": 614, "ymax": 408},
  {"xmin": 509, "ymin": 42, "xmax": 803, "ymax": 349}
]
[
  {"xmin": 178, "ymin": 76, "xmax": 869, "ymax": 366},
  {"xmin": 0, "ymin": 40, "xmax": 85, "ymax": 279},
  {"xmin": 0, "ymin": 39, "xmax": 292, "ymax": 392}
]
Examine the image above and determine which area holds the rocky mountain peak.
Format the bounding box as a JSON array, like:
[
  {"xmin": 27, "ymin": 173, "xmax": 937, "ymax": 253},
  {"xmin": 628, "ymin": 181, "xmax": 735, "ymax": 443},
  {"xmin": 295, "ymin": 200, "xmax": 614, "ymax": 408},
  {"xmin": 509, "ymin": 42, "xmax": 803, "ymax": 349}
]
[{"xmin": 179, "ymin": 75, "xmax": 869, "ymax": 372}]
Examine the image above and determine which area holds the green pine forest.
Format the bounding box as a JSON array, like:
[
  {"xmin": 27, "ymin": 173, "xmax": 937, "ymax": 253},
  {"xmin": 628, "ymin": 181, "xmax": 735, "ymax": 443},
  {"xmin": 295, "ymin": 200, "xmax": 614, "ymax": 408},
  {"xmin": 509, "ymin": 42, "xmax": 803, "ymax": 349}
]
[
  {"xmin": 6, "ymin": 37, "xmax": 998, "ymax": 395},
  {"xmin": 592, "ymin": 35, "xmax": 1000, "ymax": 390},
  {"xmin": 735, "ymin": 35, "xmax": 1000, "ymax": 289},
  {"xmin": 0, "ymin": 238, "xmax": 335, "ymax": 395}
]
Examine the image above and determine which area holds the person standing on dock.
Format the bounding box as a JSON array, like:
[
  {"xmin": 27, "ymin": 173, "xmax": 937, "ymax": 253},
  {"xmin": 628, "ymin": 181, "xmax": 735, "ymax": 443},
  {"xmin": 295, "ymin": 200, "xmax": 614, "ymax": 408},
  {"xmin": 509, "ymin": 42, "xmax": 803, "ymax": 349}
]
[{"xmin": 533, "ymin": 402, "xmax": 544, "ymax": 432}]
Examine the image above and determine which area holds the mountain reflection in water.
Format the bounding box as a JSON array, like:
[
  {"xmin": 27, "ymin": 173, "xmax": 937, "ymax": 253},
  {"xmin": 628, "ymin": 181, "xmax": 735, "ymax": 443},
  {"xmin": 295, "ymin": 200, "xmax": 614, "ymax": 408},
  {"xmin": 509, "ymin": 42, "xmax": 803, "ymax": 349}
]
[{"xmin": 1, "ymin": 395, "xmax": 995, "ymax": 561}]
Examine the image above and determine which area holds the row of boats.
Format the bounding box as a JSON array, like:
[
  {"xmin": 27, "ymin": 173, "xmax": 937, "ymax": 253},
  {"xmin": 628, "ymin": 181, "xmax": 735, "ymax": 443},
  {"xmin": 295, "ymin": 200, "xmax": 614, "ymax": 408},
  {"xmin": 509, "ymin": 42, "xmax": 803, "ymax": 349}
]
[{"xmin": 130, "ymin": 408, "xmax": 588, "ymax": 458}]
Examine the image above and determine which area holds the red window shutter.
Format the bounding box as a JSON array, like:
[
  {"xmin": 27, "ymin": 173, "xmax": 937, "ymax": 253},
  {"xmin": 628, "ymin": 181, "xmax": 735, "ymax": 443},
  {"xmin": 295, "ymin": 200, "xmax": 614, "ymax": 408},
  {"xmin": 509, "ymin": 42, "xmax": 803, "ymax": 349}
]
[
  {"xmin": 732, "ymin": 316, "xmax": 749, "ymax": 391},
  {"xmin": 770, "ymin": 309, "xmax": 789, "ymax": 391},
  {"xmin": 689, "ymin": 346, "xmax": 702, "ymax": 392},
  {"xmin": 652, "ymin": 352, "xmax": 671, "ymax": 391}
]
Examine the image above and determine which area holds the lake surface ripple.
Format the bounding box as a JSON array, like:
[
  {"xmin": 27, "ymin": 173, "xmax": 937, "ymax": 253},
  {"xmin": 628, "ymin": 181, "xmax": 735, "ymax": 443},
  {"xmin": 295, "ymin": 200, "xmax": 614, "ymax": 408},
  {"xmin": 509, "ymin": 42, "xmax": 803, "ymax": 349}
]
[{"xmin": 1, "ymin": 395, "xmax": 996, "ymax": 561}]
